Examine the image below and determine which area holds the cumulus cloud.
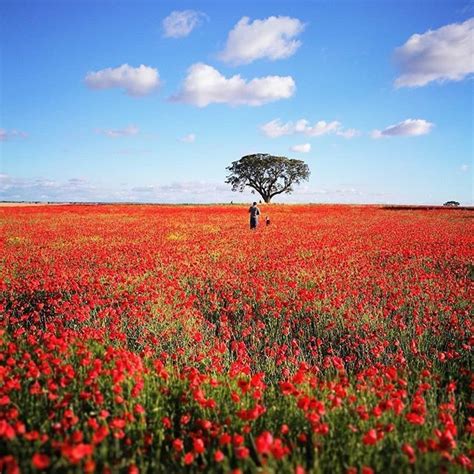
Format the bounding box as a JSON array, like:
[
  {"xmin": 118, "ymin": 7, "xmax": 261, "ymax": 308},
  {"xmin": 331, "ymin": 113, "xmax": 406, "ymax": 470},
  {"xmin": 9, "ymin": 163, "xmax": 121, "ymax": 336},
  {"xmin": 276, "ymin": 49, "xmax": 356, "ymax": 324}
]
[
  {"xmin": 129, "ymin": 181, "xmax": 244, "ymax": 202},
  {"xmin": 0, "ymin": 175, "xmax": 158, "ymax": 203},
  {"xmin": 290, "ymin": 143, "xmax": 311, "ymax": 153},
  {"xmin": 260, "ymin": 119, "xmax": 294, "ymax": 138},
  {"xmin": 85, "ymin": 64, "xmax": 160, "ymax": 97},
  {"xmin": 171, "ymin": 63, "xmax": 295, "ymax": 107},
  {"xmin": 280, "ymin": 184, "xmax": 393, "ymax": 203},
  {"xmin": 0, "ymin": 129, "xmax": 28, "ymax": 141},
  {"xmin": 0, "ymin": 174, "xmax": 249, "ymax": 203},
  {"xmin": 179, "ymin": 133, "xmax": 196, "ymax": 143},
  {"xmin": 371, "ymin": 119, "xmax": 434, "ymax": 138},
  {"xmin": 0, "ymin": 174, "xmax": 392, "ymax": 204},
  {"xmin": 337, "ymin": 128, "xmax": 361, "ymax": 139},
  {"xmin": 296, "ymin": 119, "xmax": 342, "ymax": 136},
  {"xmin": 129, "ymin": 182, "xmax": 372, "ymax": 204},
  {"xmin": 162, "ymin": 10, "xmax": 207, "ymax": 38},
  {"xmin": 96, "ymin": 125, "xmax": 139, "ymax": 138},
  {"xmin": 219, "ymin": 16, "xmax": 305, "ymax": 65},
  {"xmin": 261, "ymin": 118, "xmax": 358, "ymax": 138},
  {"xmin": 394, "ymin": 18, "xmax": 474, "ymax": 87},
  {"xmin": 0, "ymin": 175, "xmax": 102, "ymax": 202}
]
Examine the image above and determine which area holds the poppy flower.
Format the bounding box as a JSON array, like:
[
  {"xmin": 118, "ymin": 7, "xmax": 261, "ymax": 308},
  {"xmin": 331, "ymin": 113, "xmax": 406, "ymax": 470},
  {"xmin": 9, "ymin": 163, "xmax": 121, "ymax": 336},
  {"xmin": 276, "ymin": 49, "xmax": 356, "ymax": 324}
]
[{"xmin": 32, "ymin": 454, "xmax": 50, "ymax": 470}]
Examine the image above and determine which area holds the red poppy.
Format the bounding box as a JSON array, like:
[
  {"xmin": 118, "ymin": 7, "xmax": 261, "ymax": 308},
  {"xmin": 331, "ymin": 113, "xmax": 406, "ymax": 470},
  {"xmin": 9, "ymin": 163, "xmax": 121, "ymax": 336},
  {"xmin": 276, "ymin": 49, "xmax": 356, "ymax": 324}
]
[
  {"xmin": 214, "ymin": 450, "xmax": 225, "ymax": 462},
  {"xmin": 32, "ymin": 454, "xmax": 50, "ymax": 470},
  {"xmin": 362, "ymin": 429, "xmax": 378, "ymax": 446}
]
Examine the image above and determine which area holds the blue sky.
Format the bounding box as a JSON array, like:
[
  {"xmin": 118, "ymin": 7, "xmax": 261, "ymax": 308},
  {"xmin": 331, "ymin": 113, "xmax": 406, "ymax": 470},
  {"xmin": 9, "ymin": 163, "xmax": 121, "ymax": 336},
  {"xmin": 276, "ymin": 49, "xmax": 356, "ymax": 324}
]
[{"xmin": 1, "ymin": 0, "xmax": 472, "ymax": 204}]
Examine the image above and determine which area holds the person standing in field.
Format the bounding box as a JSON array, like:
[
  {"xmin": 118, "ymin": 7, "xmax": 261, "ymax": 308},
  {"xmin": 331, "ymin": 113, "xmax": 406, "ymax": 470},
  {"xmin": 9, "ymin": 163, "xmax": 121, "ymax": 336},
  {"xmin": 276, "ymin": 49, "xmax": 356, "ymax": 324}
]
[{"xmin": 248, "ymin": 202, "xmax": 260, "ymax": 230}]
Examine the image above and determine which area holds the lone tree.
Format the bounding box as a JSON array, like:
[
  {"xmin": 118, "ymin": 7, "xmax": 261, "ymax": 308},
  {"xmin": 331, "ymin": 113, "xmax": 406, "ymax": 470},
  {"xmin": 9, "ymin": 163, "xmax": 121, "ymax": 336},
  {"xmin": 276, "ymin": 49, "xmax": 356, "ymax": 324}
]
[{"xmin": 226, "ymin": 153, "xmax": 310, "ymax": 203}]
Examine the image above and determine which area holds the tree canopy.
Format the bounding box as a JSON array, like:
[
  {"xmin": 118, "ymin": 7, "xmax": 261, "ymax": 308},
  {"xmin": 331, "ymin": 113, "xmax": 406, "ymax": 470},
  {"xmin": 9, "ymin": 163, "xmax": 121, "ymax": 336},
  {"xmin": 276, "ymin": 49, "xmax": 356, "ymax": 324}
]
[{"xmin": 225, "ymin": 154, "xmax": 310, "ymax": 203}]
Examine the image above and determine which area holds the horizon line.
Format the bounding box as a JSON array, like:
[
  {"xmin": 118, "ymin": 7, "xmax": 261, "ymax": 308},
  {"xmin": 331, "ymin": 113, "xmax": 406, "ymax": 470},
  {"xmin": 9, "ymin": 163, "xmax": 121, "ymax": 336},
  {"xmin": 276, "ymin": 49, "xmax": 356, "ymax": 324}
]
[{"xmin": 1, "ymin": 200, "xmax": 473, "ymax": 210}]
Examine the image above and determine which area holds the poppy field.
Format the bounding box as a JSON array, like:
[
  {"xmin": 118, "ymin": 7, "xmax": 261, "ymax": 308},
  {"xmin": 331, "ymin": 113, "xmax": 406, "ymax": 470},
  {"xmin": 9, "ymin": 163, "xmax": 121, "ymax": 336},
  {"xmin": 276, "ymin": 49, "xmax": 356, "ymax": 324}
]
[{"xmin": 0, "ymin": 204, "xmax": 472, "ymax": 473}]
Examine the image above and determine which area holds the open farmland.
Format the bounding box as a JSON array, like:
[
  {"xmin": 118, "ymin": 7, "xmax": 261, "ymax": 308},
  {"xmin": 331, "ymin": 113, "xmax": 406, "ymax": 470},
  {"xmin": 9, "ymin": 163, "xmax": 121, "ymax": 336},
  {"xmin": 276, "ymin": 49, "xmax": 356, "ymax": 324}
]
[{"xmin": 0, "ymin": 204, "xmax": 472, "ymax": 473}]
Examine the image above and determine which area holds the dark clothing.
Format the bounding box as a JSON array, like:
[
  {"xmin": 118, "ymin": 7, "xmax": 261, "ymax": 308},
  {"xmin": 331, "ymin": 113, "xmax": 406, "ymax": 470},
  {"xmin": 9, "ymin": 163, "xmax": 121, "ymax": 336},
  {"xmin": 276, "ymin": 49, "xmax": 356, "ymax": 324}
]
[
  {"xmin": 249, "ymin": 205, "xmax": 260, "ymax": 218},
  {"xmin": 249, "ymin": 205, "xmax": 260, "ymax": 229}
]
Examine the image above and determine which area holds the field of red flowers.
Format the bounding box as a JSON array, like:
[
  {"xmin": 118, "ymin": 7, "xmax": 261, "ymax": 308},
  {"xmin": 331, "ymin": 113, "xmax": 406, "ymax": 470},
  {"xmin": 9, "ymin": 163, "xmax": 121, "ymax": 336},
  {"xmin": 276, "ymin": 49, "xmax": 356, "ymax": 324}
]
[{"xmin": 0, "ymin": 204, "xmax": 472, "ymax": 473}]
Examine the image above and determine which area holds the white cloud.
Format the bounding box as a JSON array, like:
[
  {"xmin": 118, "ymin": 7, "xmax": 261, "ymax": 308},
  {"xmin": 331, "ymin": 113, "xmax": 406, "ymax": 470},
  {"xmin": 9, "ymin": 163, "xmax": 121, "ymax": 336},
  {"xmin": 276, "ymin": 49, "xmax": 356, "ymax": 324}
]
[
  {"xmin": 460, "ymin": 164, "xmax": 470, "ymax": 172},
  {"xmin": 219, "ymin": 16, "xmax": 305, "ymax": 65},
  {"xmin": 260, "ymin": 119, "xmax": 294, "ymax": 138},
  {"xmin": 171, "ymin": 63, "xmax": 295, "ymax": 107},
  {"xmin": 296, "ymin": 119, "xmax": 341, "ymax": 136},
  {"xmin": 129, "ymin": 181, "xmax": 245, "ymax": 202},
  {"xmin": 179, "ymin": 133, "xmax": 196, "ymax": 143},
  {"xmin": 0, "ymin": 129, "xmax": 28, "ymax": 141},
  {"xmin": 290, "ymin": 143, "xmax": 311, "ymax": 153},
  {"xmin": 371, "ymin": 119, "xmax": 434, "ymax": 138},
  {"xmin": 131, "ymin": 185, "xmax": 155, "ymax": 193},
  {"xmin": 0, "ymin": 174, "xmax": 448, "ymax": 205},
  {"xmin": 261, "ymin": 118, "xmax": 358, "ymax": 138},
  {"xmin": 162, "ymin": 10, "xmax": 207, "ymax": 38},
  {"xmin": 96, "ymin": 125, "xmax": 139, "ymax": 138},
  {"xmin": 337, "ymin": 128, "xmax": 361, "ymax": 139},
  {"xmin": 0, "ymin": 175, "xmax": 101, "ymax": 202},
  {"xmin": 394, "ymin": 18, "xmax": 474, "ymax": 87},
  {"xmin": 85, "ymin": 64, "xmax": 160, "ymax": 97},
  {"xmin": 0, "ymin": 174, "xmax": 252, "ymax": 203},
  {"xmin": 295, "ymin": 184, "xmax": 363, "ymax": 197}
]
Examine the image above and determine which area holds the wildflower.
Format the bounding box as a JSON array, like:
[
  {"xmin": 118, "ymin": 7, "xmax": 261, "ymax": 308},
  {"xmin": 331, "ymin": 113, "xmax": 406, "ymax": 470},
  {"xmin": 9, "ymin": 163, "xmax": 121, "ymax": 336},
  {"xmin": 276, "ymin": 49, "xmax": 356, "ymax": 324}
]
[
  {"xmin": 193, "ymin": 438, "xmax": 205, "ymax": 454},
  {"xmin": 32, "ymin": 453, "xmax": 50, "ymax": 470},
  {"xmin": 362, "ymin": 429, "xmax": 378, "ymax": 446},
  {"xmin": 183, "ymin": 452, "xmax": 194, "ymax": 465},
  {"xmin": 255, "ymin": 431, "xmax": 273, "ymax": 455},
  {"xmin": 402, "ymin": 443, "xmax": 416, "ymax": 463},
  {"xmin": 235, "ymin": 446, "xmax": 250, "ymax": 459},
  {"xmin": 219, "ymin": 433, "xmax": 231, "ymax": 446},
  {"xmin": 214, "ymin": 450, "xmax": 225, "ymax": 462},
  {"xmin": 405, "ymin": 412, "xmax": 425, "ymax": 425},
  {"xmin": 173, "ymin": 439, "xmax": 184, "ymax": 452}
]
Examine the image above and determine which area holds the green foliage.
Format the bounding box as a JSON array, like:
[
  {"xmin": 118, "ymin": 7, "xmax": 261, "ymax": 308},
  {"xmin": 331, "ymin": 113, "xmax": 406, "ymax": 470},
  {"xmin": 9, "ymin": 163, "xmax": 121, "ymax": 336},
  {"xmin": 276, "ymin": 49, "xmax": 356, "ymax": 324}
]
[{"xmin": 225, "ymin": 154, "xmax": 310, "ymax": 203}]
